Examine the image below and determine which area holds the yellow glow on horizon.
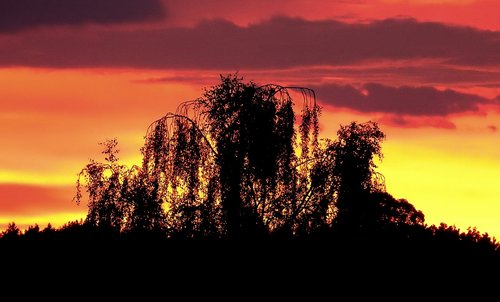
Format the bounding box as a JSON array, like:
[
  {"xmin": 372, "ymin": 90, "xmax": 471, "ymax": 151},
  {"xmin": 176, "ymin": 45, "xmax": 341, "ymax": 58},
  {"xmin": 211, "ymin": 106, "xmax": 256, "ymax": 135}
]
[
  {"xmin": 0, "ymin": 170, "xmax": 76, "ymax": 186},
  {"xmin": 320, "ymin": 109, "xmax": 500, "ymax": 238},
  {"xmin": 0, "ymin": 149, "xmax": 144, "ymax": 186},
  {"xmin": 379, "ymin": 141, "xmax": 500, "ymax": 237},
  {"xmin": 0, "ymin": 211, "xmax": 86, "ymax": 232}
]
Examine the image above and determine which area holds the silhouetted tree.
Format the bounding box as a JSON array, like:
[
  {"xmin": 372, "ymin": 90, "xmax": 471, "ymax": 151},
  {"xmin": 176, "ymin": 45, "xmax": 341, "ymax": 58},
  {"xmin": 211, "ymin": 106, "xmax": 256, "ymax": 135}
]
[
  {"xmin": 366, "ymin": 192, "xmax": 424, "ymax": 228},
  {"xmin": 74, "ymin": 75, "xmax": 436, "ymax": 240},
  {"xmin": 332, "ymin": 121, "xmax": 386, "ymax": 230},
  {"xmin": 121, "ymin": 167, "xmax": 167, "ymax": 235},
  {"xmin": 2, "ymin": 222, "xmax": 20, "ymax": 240},
  {"xmin": 75, "ymin": 139, "xmax": 166, "ymax": 235},
  {"xmin": 41, "ymin": 223, "xmax": 57, "ymax": 239},
  {"xmin": 24, "ymin": 224, "xmax": 41, "ymax": 240},
  {"xmin": 75, "ymin": 139, "xmax": 128, "ymax": 233},
  {"xmin": 141, "ymin": 75, "xmax": 327, "ymax": 238}
]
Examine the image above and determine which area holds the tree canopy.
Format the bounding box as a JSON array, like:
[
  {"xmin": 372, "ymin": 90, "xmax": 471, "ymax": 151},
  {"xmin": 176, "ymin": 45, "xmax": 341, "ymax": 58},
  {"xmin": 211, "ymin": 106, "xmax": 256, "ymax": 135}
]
[{"xmin": 72, "ymin": 75, "xmax": 427, "ymax": 239}]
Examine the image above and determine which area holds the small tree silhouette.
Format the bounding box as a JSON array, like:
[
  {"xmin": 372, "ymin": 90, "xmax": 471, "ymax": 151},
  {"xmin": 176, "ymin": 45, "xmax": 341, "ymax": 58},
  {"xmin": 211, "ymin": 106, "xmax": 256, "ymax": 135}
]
[
  {"xmin": 24, "ymin": 224, "xmax": 41, "ymax": 240},
  {"xmin": 332, "ymin": 121, "xmax": 386, "ymax": 230},
  {"xmin": 75, "ymin": 139, "xmax": 166, "ymax": 235},
  {"xmin": 2, "ymin": 222, "xmax": 20, "ymax": 240},
  {"xmin": 75, "ymin": 139, "xmax": 127, "ymax": 232}
]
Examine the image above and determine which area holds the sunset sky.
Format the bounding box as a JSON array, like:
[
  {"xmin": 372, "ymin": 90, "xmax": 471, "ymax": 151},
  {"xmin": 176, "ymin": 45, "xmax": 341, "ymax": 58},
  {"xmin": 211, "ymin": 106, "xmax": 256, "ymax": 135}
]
[{"xmin": 1, "ymin": 0, "xmax": 500, "ymax": 236}]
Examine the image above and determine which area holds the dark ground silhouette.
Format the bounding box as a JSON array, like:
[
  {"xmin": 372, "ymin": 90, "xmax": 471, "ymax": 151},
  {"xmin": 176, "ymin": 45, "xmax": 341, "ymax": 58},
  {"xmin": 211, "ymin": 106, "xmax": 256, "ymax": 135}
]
[{"xmin": 1, "ymin": 75, "xmax": 498, "ymax": 261}]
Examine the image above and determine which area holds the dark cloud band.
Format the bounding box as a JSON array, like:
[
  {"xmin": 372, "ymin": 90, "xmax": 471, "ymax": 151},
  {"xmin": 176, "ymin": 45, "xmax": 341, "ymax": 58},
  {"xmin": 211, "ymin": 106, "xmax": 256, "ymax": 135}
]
[
  {"xmin": 0, "ymin": 0, "xmax": 166, "ymax": 32},
  {"xmin": 0, "ymin": 16, "xmax": 499, "ymax": 68},
  {"xmin": 312, "ymin": 83, "xmax": 490, "ymax": 116}
]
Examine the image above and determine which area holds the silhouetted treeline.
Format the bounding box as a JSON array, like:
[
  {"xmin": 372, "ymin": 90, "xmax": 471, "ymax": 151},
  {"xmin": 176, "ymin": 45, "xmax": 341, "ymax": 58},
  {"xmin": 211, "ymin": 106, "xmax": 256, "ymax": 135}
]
[
  {"xmin": 2, "ymin": 218, "xmax": 498, "ymax": 257},
  {"xmin": 1, "ymin": 75, "xmax": 498, "ymax": 257}
]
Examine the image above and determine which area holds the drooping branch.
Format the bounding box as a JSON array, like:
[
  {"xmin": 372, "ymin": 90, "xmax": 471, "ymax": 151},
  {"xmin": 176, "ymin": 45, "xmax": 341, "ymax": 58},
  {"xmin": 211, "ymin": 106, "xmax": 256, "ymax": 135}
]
[{"xmin": 146, "ymin": 112, "xmax": 218, "ymax": 157}]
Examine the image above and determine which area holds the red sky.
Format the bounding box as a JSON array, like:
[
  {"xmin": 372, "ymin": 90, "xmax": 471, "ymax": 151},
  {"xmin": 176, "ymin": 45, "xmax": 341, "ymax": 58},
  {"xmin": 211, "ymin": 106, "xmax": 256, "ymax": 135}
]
[{"xmin": 1, "ymin": 0, "xmax": 500, "ymax": 236}]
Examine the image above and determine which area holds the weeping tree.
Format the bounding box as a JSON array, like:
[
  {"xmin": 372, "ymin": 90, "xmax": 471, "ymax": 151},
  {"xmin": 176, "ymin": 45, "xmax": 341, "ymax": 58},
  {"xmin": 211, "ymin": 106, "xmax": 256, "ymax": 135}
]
[
  {"xmin": 141, "ymin": 75, "xmax": 330, "ymax": 238},
  {"xmin": 75, "ymin": 75, "xmax": 414, "ymax": 239}
]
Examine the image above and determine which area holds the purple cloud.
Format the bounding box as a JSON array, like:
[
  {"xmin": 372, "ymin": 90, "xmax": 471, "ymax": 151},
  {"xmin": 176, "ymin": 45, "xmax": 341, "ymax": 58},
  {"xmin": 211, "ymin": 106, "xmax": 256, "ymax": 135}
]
[
  {"xmin": 0, "ymin": 0, "xmax": 166, "ymax": 33},
  {"xmin": 312, "ymin": 83, "xmax": 490, "ymax": 116},
  {"xmin": 0, "ymin": 16, "xmax": 499, "ymax": 68}
]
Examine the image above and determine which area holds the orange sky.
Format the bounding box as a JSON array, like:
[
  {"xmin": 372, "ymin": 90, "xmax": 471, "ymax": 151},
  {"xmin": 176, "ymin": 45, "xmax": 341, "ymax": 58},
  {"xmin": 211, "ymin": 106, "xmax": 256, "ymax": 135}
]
[{"xmin": 1, "ymin": 0, "xmax": 499, "ymax": 237}]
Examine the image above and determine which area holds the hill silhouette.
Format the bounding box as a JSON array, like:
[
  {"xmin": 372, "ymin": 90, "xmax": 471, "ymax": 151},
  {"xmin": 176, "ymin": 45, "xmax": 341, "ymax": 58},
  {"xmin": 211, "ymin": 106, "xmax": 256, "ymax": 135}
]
[{"xmin": 1, "ymin": 75, "xmax": 498, "ymax": 259}]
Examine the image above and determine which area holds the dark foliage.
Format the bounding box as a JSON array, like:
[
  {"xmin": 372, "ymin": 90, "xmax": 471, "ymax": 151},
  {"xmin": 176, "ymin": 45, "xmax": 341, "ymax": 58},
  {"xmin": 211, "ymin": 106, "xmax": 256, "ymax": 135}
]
[{"xmin": 1, "ymin": 75, "xmax": 498, "ymax": 258}]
